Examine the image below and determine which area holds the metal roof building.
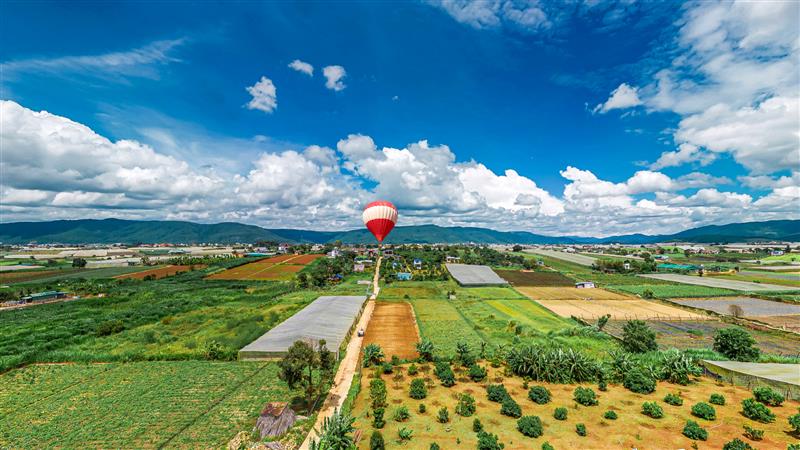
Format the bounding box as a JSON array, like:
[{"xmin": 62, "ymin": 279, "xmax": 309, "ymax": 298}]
[{"xmin": 445, "ymin": 264, "xmax": 508, "ymax": 286}]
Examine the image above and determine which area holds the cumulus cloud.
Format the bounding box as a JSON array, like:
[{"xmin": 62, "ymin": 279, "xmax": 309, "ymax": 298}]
[
  {"xmin": 245, "ymin": 76, "xmax": 278, "ymax": 113},
  {"xmin": 650, "ymin": 143, "xmax": 716, "ymax": 170},
  {"xmin": 593, "ymin": 83, "xmax": 642, "ymax": 113},
  {"xmin": 323, "ymin": 65, "xmax": 346, "ymax": 91},
  {"xmin": 288, "ymin": 59, "xmax": 313, "ymax": 76},
  {"xmin": 434, "ymin": 0, "xmax": 550, "ymax": 32}
]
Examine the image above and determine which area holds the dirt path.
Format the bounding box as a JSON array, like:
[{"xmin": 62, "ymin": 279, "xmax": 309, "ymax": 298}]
[{"xmin": 300, "ymin": 257, "xmax": 381, "ymax": 449}]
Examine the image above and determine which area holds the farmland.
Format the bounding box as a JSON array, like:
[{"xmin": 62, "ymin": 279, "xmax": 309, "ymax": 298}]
[
  {"xmin": 207, "ymin": 254, "xmax": 324, "ymax": 280},
  {"xmin": 609, "ymin": 284, "xmax": 738, "ymax": 298},
  {"xmin": 0, "ymin": 267, "xmax": 85, "ymax": 284},
  {"xmin": 362, "ymin": 302, "xmax": 420, "ymax": 360},
  {"xmin": 495, "ymin": 269, "xmax": 574, "ymax": 286},
  {"xmin": 640, "ymin": 273, "xmax": 798, "ymax": 292},
  {"xmin": 0, "ymin": 361, "xmax": 308, "ymax": 449},
  {"xmin": 516, "ymin": 286, "xmax": 632, "ymax": 300},
  {"xmin": 115, "ymin": 264, "xmax": 202, "ymax": 280},
  {"xmin": 670, "ymin": 297, "xmax": 800, "ymax": 317},
  {"xmin": 536, "ymin": 299, "xmax": 708, "ymax": 320}
]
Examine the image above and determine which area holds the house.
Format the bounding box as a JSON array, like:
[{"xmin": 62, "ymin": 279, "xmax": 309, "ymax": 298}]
[
  {"xmin": 771, "ymin": 250, "xmax": 785, "ymax": 256},
  {"xmin": 413, "ymin": 258, "xmax": 423, "ymax": 269},
  {"xmin": 623, "ymin": 262, "xmax": 631, "ymax": 270},
  {"xmin": 653, "ymin": 254, "xmax": 670, "ymax": 261},
  {"xmin": 446, "ymin": 255, "xmax": 461, "ymax": 263},
  {"xmin": 254, "ymin": 402, "xmax": 297, "ymax": 439},
  {"xmin": 327, "ymin": 248, "xmax": 342, "ymax": 258},
  {"xmin": 575, "ymin": 281, "xmax": 595, "ymax": 289},
  {"xmin": 353, "ymin": 263, "xmax": 365, "ymax": 272},
  {"xmin": 536, "ymin": 259, "xmax": 544, "ymax": 266},
  {"xmin": 383, "ymin": 249, "xmax": 394, "ymax": 256},
  {"xmin": 396, "ymin": 272, "xmax": 412, "ymax": 281},
  {"xmin": 21, "ymin": 291, "xmax": 67, "ymax": 302}
]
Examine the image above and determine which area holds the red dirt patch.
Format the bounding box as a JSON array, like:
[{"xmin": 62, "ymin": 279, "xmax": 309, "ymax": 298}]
[
  {"xmin": 115, "ymin": 265, "xmax": 202, "ymax": 280},
  {"xmin": 362, "ymin": 302, "xmax": 420, "ymax": 360}
]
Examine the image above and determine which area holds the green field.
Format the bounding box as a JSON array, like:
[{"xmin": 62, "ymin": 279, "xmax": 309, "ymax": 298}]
[
  {"xmin": 515, "ymin": 253, "xmax": 676, "ymax": 285},
  {"xmin": 12, "ymin": 265, "xmax": 157, "ymax": 284},
  {"xmin": 609, "ymin": 284, "xmax": 738, "ymax": 298},
  {"xmin": 0, "ymin": 361, "xmax": 307, "ymax": 448}
]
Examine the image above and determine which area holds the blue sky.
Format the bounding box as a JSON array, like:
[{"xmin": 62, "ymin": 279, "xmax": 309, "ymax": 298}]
[{"xmin": 1, "ymin": 1, "xmax": 798, "ymax": 236}]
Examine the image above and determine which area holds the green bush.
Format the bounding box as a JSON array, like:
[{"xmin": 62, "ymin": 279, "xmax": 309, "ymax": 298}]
[
  {"xmin": 505, "ymin": 345, "xmax": 599, "ymax": 383},
  {"xmin": 659, "ymin": 349, "xmax": 702, "ymax": 385},
  {"xmin": 363, "ymin": 343, "xmax": 385, "ymax": 367},
  {"xmin": 434, "ymin": 361, "xmax": 455, "ymax": 387},
  {"xmin": 789, "ymin": 412, "xmax": 800, "ymax": 433},
  {"xmin": 575, "ymin": 423, "xmax": 586, "ymax": 436},
  {"xmin": 642, "ymin": 401, "xmax": 664, "ymax": 419},
  {"xmin": 409, "ymin": 378, "xmax": 427, "ymax": 400},
  {"xmin": 369, "ymin": 379, "xmax": 387, "ymax": 409},
  {"xmin": 743, "ymin": 424, "xmax": 763, "ymax": 441},
  {"xmin": 789, "ymin": 444, "xmax": 800, "ymax": 450},
  {"xmin": 381, "ymin": 362, "xmax": 393, "ymax": 374},
  {"xmin": 542, "ymin": 443, "xmax": 554, "ymax": 450},
  {"xmin": 517, "ymin": 415, "xmax": 543, "ymax": 438},
  {"xmin": 487, "ymin": 384, "xmax": 509, "ymax": 402},
  {"xmin": 469, "ymin": 364, "xmax": 487, "ymax": 382},
  {"xmin": 397, "ymin": 427, "xmax": 413, "ymax": 441},
  {"xmin": 476, "ymin": 431, "xmax": 504, "ymax": 450},
  {"xmin": 573, "ymin": 387, "xmax": 598, "ymax": 406},
  {"xmin": 621, "ymin": 320, "xmax": 657, "ymax": 353},
  {"xmin": 96, "ymin": 319, "xmax": 125, "ymax": 336},
  {"xmin": 709, "ymin": 393, "xmax": 725, "ymax": 406},
  {"xmin": 713, "ymin": 328, "xmax": 760, "ymax": 362},
  {"xmin": 429, "ymin": 444, "xmax": 439, "ymax": 450},
  {"xmin": 691, "ymin": 402, "xmax": 716, "ymax": 421},
  {"xmin": 753, "ymin": 386, "xmax": 784, "ymax": 406},
  {"xmin": 437, "ymin": 407, "xmax": 449, "ymax": 423},
  {"xmin": 603, "ymin": 410, "xmax": 617, "ymax": 420},
  {"xmin": 407, "ymin": 364, "xmax": 418, "ymax": 376},
  {"xmin": 418, "ymin": 403, "xmax": 426, "ymax": 413},
  {"xmin": 554, "ymin": 407, "xmax": 568, "ymax": 420},
  {"xmin": 664, "ymin": 393, "xmax": 683, "ymax": 406},
  {"xmin": 528, "ymin": 386, "xmax": 551, "ymax": 404},
  {"xmin": 370, "ymin": 431, "xmax": 385, "ymax": 450},
  {"xmin": 741, "ymin": 398, "xmax": 775, "ymax": 423},
  {"xmin": 501, "ymin": 396, "xmax": 522, "ymax": 418},
  {"xmin": 393, "ymin": 405, "xmax": 410, "ymax": 422},
  {"xmin": 372, "ymin": 407, "xmax": 385, "ymax": 428},
  {"xmin": 598, "ymin": 379, "xmax": 607, "ymax": 391},
  {"xmin": 456, "ymin": 393, "xmax": 477, "ymax": 417},
  {"xmin": 682, "ymin": 420, "xmax": 708, "ymax": 441},
  {"xmin": 722, "ymin": 438, "xmax": 753, "ymax": 450},
  {"xmin": 473, "ymin": 418, "xmax": 483, "ymax": 432},
  {"xmin": 623, "ymin": 368, "xmax": 656, "ymax": 394}
]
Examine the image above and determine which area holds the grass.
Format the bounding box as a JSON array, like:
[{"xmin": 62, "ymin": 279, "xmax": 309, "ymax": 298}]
[
  {"xmin": 609, "ymin": 284, "xmax": 738, "ymax": 298},
  {"xmin": 0, "ymin": 361, "xmax": 310, "ymax": 448},
  {"xmin": 410, "ymin": 298, "xmax": 485, "ymax": 356},
  {"xmin": 519, "ymin": 254, "xmax": 677, "ymax": 286}
]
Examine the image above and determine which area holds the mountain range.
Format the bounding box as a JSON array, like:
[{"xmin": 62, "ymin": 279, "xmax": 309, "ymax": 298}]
[{"xmin": 0, "ymin": 219, "xmax": 798, "ymax": 245}]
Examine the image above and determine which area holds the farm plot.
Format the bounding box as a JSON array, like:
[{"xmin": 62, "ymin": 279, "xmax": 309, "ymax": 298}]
[
  {"xmin": 750, "ymin": 315, "xmax": 800, "ymax": 333},
  {"xmin": 603, "ymin": 320, "xmax": 800, "ymax": 355},
  {"xmin": 362, "ymin": 302, "xmax": 419, "ymax": 360},
  {"xmin": 536, "ymin": 299, "xmax": 708, "ymax": 320},
  {"xmin": 0, "ymin": 267, "xmax": 85, "ymax": 284},
  {"xmin": 640, "ymin": 273, "xmax": 798, "ymax": 291},
  {"xmin": 610, "ymin": 284, "xmax": 737, "ymax": 298},
  {"xmin": 526, "ymin": 248, "xmax": 596, "ymax": 266},
  {"xmin": 115, "ymin": 264, "xmax": 201, "ymax": 280},
  {"xmin": 516, "ymin": 286, "xmax": 632, "ymax": 300},
  {"xmin": 670, "ymin": 297, "xmax": 800, "ymax": 317},
  {"xmin": 207, "ymin": 254, "xmax": 323, "ymax": 281},
  {"xmin": 0, "ymin": 361, "xmax": 302, "ymax": 449},
  {"xmin": 495, "ymin": 269, "xmax": 573, "ymax": 286},
  {"xmin": 410, "ymin": 299, "xmax": 484, "ymax": 356}
]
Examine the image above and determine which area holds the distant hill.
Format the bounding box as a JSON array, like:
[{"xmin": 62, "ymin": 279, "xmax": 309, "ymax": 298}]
[{"xmin": 0, "ymin": 218, "xmax": 797, "ymax": 245}]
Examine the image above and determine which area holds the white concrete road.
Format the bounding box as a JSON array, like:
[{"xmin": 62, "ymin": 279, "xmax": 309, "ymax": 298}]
[{"xmin": 639, "ymin": 273, "xmax": 798, "ymax": 292}]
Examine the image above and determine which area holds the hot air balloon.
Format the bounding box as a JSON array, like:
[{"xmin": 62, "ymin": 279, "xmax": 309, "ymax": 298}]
[{"xmin": 362, "ymin": 200, "xmax": 398, "ymax": 243}]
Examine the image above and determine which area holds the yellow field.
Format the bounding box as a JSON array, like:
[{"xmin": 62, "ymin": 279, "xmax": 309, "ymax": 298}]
[
  {"xmin": 516, "ymin": 286, "xmax": 632, "ymax": 300},
  {"xmin": 536, "ymin": 299, "xmax": 710, "ymax": 320}
]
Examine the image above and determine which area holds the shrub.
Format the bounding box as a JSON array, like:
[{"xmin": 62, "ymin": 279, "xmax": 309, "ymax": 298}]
[
  {"xmin": 473, "ymin": 418, "xmax": 483, "ymax": 432},
  {"xmin": 576, "ymin": 423, "xmax": 587, "ymax": 436},
  {"xmin": 691, "ymin": 402, "xmax": 716, "ymax": 421},
  {"xmin": 418, "ymin": 403, "xmax": 426, "ymax": 414},
  {"xmin": 370, "ymin": 431, "xmax": 385, "ymax": 450},
  {"xmin": 573, "ymin": 387, "xmax": 598, "ymax": 406},
  {"xmin": 434, "ymin": 362, "xmax": 455, "ymax": 387},
  {"xmin": 682, "ymin": 420, "xmax": 708, "ymax": 441},
  {"xmin": 393, "ymin": 405, "xmax": 410, "ymax": 422},
  {"xmin": 603, "ymin": 410, "xmax": 618, "ymax": 420},
  {"xmin": 363, "ymin": 343, "xmax": 385, "ymax": 367},
  {"xmin": 96, "ymin": 319, "xmax": 125, "ymax": 336},
  {"xmin": 456, "ymin": 393, "xmax": 477, "ymax": 417},
  {"xmin": 528, "ymin": 386, "xmax": 551, "ymax": 404},
  {"xmin": 542, "ymin": 443, "xmax": 554, "ymax": 450},
  {"xmin": 554, "ymin": 407, "xmax": 568, "ymax": 420},
  {"xmin": 621, "ymin": 320, "xmax": 657, "ymax": 353},
  {"xmin": 517, "ymin": 415, "xmax": 543, "ymax": 438},
  {"xmin": 429, "ymin": 444, "xmax": 440, "ymax": 450},
  {"xmin": 409, "ymin": 378, "xmax": 427, "ymax": 399},
  {"xmin": 476, "ymin": 431, "xmax": 504, "ymax": 450},
  {"xmin": 722, "ymin": 438, "xmax": 753, "ymax": 450},
  {"xmin": 743, "ymin": 425, "xmax": 763, "ymax": 441},
  {"xmin": 664, "ymin": 393, "xmax": 683, "ymax": 406},
  {"xmin": 623, "ymin": 368, "xmax": 656, "ymax": 394},
  {"xmin": 437, "ymin": 407, "xmax": 449, "ymax": 423},
  {"xmin": 598, "ymin": 379, "xmax": 607, "ymax": 391},
  {"xmin": 789, "ymin": 445, "xmax": 800, "ymax": 450},
  {"xmin": 506, "ymin": 345, "xmax": 598, "ymax": 383},
  {"xmin": 753, "ymin": 386, "xmax": 784, "ymax": 406},
  {"xmin": 456, "ymin": 341, "xmax": 476, "ymax": 367},
  {"xmin": 642, "ymin": 401, "xmax": 664, "ymax": 419},
  {"xmin": 659, "ymin": 349, "xmax": 702, "ymax": 385},
  {"xmin": 397, "ymin": 427, "xmax": 413, "ymax": 441},
  {"xmin": 416, "ymin": 339, "xmax": 435, "ymax": 362},
  {"xmin": 501, "ymin": 396, "xmax": 522, "ymax": 418},
  {"xmin": 369, "ymin": 379, "xmax": 387, "ymax": 409},
  {"xmin": 407, "ymin": 364, "xmax": 418, "ymax": 376},
  {"xmin": 487, "ymin": 384, "xmax": 509, "ymax": 402},
  {"xmin": 741, "ymin": 398, "xmax": 775, "ymax": 423},
  {"xmin": 381, "ymin": 362, "xmax": 393, "ymax": 374},
  {"xmin": 790, "ymin": 412, "xmax": 800, "ymax": 433},
  {"xmin": 713, "ymin": 328, "xmax": 760, "ymax": 362},
  {"xmin": 709, "ymin": 393, "xmax": 725, "ymax": 406},
  {"xmin": 469, "ymin": 364, "xmax": 488, "ymax": 382},
  {"xmin": 372, "ymin": 407, "xmax": 385, "ymax": 429}
]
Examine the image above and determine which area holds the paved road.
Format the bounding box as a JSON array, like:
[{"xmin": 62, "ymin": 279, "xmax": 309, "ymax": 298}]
[
  {"xmin": 526, "ymin": 249, "xmax": 596, "ymax": 266},
  {"xmin": 640, "ymin": 273, "xmax": 798, "ymax": 292}
]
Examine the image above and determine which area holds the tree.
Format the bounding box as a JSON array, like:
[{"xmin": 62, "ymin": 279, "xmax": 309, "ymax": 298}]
[
  {"xmin": 362, "ymin": 343, "xmax": 385, "ymax": 367},
  {"xmin": 512, "ymin": 245, "xmax": 523, "ymax": 252},
  {"xmin": 416, "ymin": 339, "xmax": 435, "ymax": 362},
  {"xmin": 455, "ymin": 341, "xmax": 475, "ymax": 366},
  {"xmin": 713, "ymin": 328, "xmax": 760, "ymax": 361},
  {"xmin": 728, "ymin": 304, "xmax": 744, "ymax": 318},
  {"xmin": 621, "ymin": 320, "xmax": 657, "ymax": 353},
  {"xmin": 278, "ymin": 340, "xmax": 332, "ymax": 410},
  {"xmin": 72, "ymin": 258, "xmax": 87, "ymax": 268}
]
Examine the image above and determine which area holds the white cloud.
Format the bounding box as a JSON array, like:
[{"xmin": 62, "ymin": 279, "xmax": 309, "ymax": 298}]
[
  {"xmin": 650, "ymin": 143, "xmax": 716, "ymax": 170},
  {"xmin": 593, "ymin": 83, "xmax": 642, "ymax": 113},
  {"xmin": 288, "ymin": 59, "xmax": 314, "ymax": 76},
  {"xmin": 323, "ymin": 65, "xmax": 347, "ymax": 91},
  {"xmin": 245, "ymin": 76, "xmax": 277, "ymax": 113},
  {"xmin": 739, "ymin": 172, "xmax": 800, "ymax": 190},
  {"xmin": 752, "ymin": 186, "xmax": 800, "ymax": 212},
  {"xmin": 434, "ymin": 0, "xmax": 549, "ymax": 32}
]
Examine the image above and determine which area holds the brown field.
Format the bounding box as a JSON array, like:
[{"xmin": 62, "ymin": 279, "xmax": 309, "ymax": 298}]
[
  {"xmin": 352, "ymin": 364, "xmax": 800, "ymax": 449},
  {"xmin": 362, "ymin": 302, "xmax": 420, "ymax": 360},
  {"xmin": 496, "ymin": 270, "xmax": 574, "ymax": 286},
  {"xmin": 517, "ymin": 286, "xmax": 633, "ymax": 300},
  {"xmin": 750, "ymin": 315, "xmax": 800, "ymax": 333},
  {"xmin": 536, "ymin": 299, "xmax": 709, "ymax": 320},
  {"xmin": 206, "ymin": 254, "xmax": 324, "ymax": 280},
  {"xmin": 115, "ymin": 265, "xmax": 201, "ymax": 280},
  {"xmin": 0, "ymin": 268, "xmax": 84, "ymax": 283}
]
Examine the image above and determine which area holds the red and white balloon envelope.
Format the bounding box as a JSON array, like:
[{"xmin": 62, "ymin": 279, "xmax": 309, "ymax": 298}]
[{"xmin": 362, "ymin": 201, "xmax": 398, "ymax": 243}]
